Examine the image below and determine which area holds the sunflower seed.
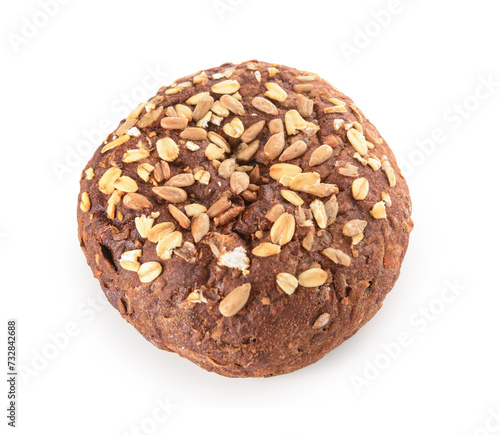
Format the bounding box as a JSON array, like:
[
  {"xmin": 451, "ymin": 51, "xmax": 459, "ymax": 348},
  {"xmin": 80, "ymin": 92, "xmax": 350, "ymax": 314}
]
[
  {"xmin": 325, "ymin": 197, "xmax": 338, "ymax": 226},
  {"xmin": 214, "ymin": 206, "xmax": 244, "ymax": 226},
  {"xmin": 223, "ymin": 117, "xmax": 245, "ymax": 138},
  {"xmin": 207, "ymin": 196, "xmax": 232, "ymax": 218},
  {"xmin": 270, "ymin": 213, "xmax": 295, "ymax": 246},
  {"xmin": 342, "ymin": 219, "xmax": 367, "ymax": 237},
  {"xmin": 192, "ymin": 96, "xmax": 214, "ymax": 122},
  {"xmin": 220, "ymin": 94, "xmax": 246, "ymax": 116},
  {"xmin": 298, "ymin": 268, "xmax": 328, "ymax": 287},
  {"xmin": 252, "ymin": 97, "xmax": 278, "ymax": 115},
  {"xmin": 252, "ymin": 243, "xmax": 281, "ymax": 257},
  {"xmin": 264, "ymin": 82, "xmax": 287, "ymax": 102},
  {"xmin": 265, "ymin": 204, "xmax": 285, "ymax": 222},
  {"xmin": 219, "ymin": 283, "xmax": 251, "ymax": 317},
  {"xmin": 168, "ymin": 204, "xmax": 191, "ymax": 229},
  {"xmin": 279, "ymin": 140, "xmax": 307, "ymax": 161},
  {"xmin": 352, "ymin": 177, "xmax": 369, "ymax": 200},
  {"xmin": 156, "ymin": 231, "xmax": 182, "ymax": 260},
  {"xmin": 276, "ymin": 273, "xmax": 298, "ymax": 295},
  {"xmin": 160, "ymin": 116, "xmax": 188, "ymax": 130},
  {"xmin": 269, "ymin": 163, "xmax": 302, "ymax": 180},
  {"xmin": 264, "ymin": 132, "xmax": 285, "ymax": 160},
  {"xmin": 156, "ymin": 137, "xmax": 179, "ymax": 162},
  {"xmin": 114, "ymin": 176, "xmax": 138, "ymax": 193},
  {"xmin": 371, "ymin": 201, "xmax": 387, "ymax": 219},
  {"xmin": 211, "ymin": 80, "xmax": 241, "ymax": 94},
  {"xmin": 80, "ymin": 192, "xmax": 91, "ymax": 212},
  {"xmin": 152, "ymin": 186, "xmax": 187, "ymax": 203},
  {"xmin": 191, "ymin": 213, "xmax": 210, "ymax": 243},
  {"xmin": 148, "ymin": 222, "xmax": 176, "ymax": 243},
  {"xmin": 302, "ymin": 231, "xmax": 314, "ymax": 251},
  {"xmin": 134, "ymin": 215, "xmax": 154, "ymax": 238},
  {"xmin": 240, "ymin": 120, "xmax": 265, "ymax": 143},
  {"xmin": 281, "ymin": 189, "xmax": 304, "ymax": 206},
  {"xmin": 154, "ymin": 161, "xmax": 171, "ymax": 182},
  {"xmin": 347, "ymin": 128, "xmax": 368, "ymax": 156},
  {"xmin": 310, "ymin": 199, "xmax": 327, "ymax": 229},
  {"xmin": 99, "ymin": 167, "xmax": 122, "ymax": 194},
  {"xmin": 123, "ymin": 193, "xmax": 152, "ymax": 210},
  {"xmin": 184, "ymin": 203, "xmax": 207, "ymax": 217},
  {"xmin": 230, "ymin": 171, "xmax": 250, "ymax": 194},
  {"xmin": 293, "ymin": 83, "xmax": 314, "ymax": 93},
  {"xmin": 236, "ymin": 140, "xmax": 259, "ymax": 162},
  {"xmin": 312, "ymin": 313, "xmax": 330, "ymax": 329},
  {"xmin": 269, "ymin": 118, "xmax": 284, "ymax": 134},
  {"xmin": 309, "ymin": 145, "xmax": 333, "ymax": 166},
  {"xmin": 322, "ymin": 248, "xmax": 351, "ymax": 266},
  {"xmin": 218, "ymin": 158, "xmax": 236, "ymax": 179},
  {"xmin": 101, "ymin": 135, "xmax": 130, "ymax": 153},
  {"xmin": 165, "ymin": 173, "xmax": 195, "ymax": 187},
  {"xmin": 180, "ymin": 127, "xmax": 208, "ymax": 141},
  {"xmin": 297, "ymin": 95, "xmax": 314, "ymax": 117}
]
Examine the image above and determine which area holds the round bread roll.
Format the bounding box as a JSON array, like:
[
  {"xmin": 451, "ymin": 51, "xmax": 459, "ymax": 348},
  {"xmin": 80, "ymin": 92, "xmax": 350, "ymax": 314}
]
[{"xmin": 77, "ymin": 60, "xmax": 413, "ymax": 377}]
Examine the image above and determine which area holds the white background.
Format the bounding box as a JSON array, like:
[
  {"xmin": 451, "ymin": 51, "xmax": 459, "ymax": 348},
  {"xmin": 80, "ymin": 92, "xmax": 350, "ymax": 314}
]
[{"xmin": 2, "ymin": 0, "xmax": 499, "ymax": 433}]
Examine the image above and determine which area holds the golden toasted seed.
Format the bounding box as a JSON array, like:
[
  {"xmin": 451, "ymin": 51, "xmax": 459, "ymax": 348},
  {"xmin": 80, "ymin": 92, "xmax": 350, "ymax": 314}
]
[
  {"xmin": 218, "ymin": 158, "xmax": 236, "ymax": 179},
  {"xmin": 268, "ymin": 67, "xmax": 279, "ymax": 77},
  {"xmin": 106, "ymin": 190, "xmax": 123, "ymax": 219},
  {"xmin": 205, "ymin": 143, "xmax": 226, "ymax": 161},
  {"xmin": 212, "ymin": 80, "xmax": 241, "ymax": 94},
  {"xmin": 371, "ymin": 201, "xmax": 387, "ymax": 219},
  {"xmin": 137, "ymin": 163, "xmax": 155, "ymax": 182},
  {"xmin": 342, "ymin": 219, "xmax": 367, "ymax": 237},
  {"xmin": 285, "ymin": 110, "xmax": 307, "ymax": 135},
  {"xmin": 194, "ymin": 169, "xmax": 210, "ymax": 185},
  {"xmin": 153, "ymin": 186, "xmax": 187, "ymax": 203},
  {"xmin": 301, "ymin": 183, "xmax": 339, "ymax": 197},
  {"xmin": 240, "ymin": 120, "xmax": 265, "ymax": 143},
  {"xmin": 80, "ymin": 192, "xmax": 91, "ymax": 212},
  {"xmin": 122, "ymin": 193, "xmax": 152, "ymax": 210},
  {"xmin": 269, "ymin": 118, "xmax": 284, "ymax": 134},
  {"xmin": 298, "ymin": 268, "xmax": 328, "ymax": 287},
  {"xmin": 99, "ymin": 167, "xmax": 122, "ymax": 194},
  {"xmin": 207, "ymin": 196, "xmax": 232, "ymax": 218},
  {"xmin": 266, "ymin": 204, "xmax": 285, "ymax": 222},
  {"xmin": 156, "ymin": 231, "xmax": 182, "ymax": 260},
  {"xmin": 381, "ymin": 155, "xmax": 396, "ymax": 187},
  {"xmin": 269, "ymin": 163, "xmax": 302, "ymax": 180},
  {"xmin": 289, "ymin": 172, "xmax": 321, "ymax": 191},
  {"xmin": 207, "ymin": 132, "xmax": 230, "ymax": 153},
  {"xmin": 154, "ymin": 161, "xmax": 171, "ymax": 182},
  {"xmin": 270, "ymin": 213, "xmax": 295, "ymax": 246},
  {"xmin": 302, "ymin": 231, "xmax": 314, "ymax": 251},
  {"xmin": 297, "ymin": 95, "xmax": 314, "ymax": 118},
  {"xmin": 165, "ymin": 173, "xmax": 195, "ymax": 187},
  {"xmin": 175, "ymin": 104, "xmax": 193, "ymax": 120},
  {"xmin": 252, "ymin": 243, "xmax": 281, "ymax": 257},
  {"xmin": 137, "ymin": 107, "xmax": 163, "ymax": 128},
  {"xmin": 222, "ymin": 118, "xmax": 245, "ymax": 138},
  {"xmin": 119, "ymin": 249, "xmax": 142, "ymax": 272},
  {"xmin": 325, "ymin": 197, "xmax": 339, "ymax": 226},
  {"xmin": 312, "ymin": 313, "xmax": 330, "ymax": 329},
  {"xmin": 279, "ymin": 140, "xmax": 307, "ymax": 161},
  {"xmin": 219, "ymin": 283, "xmax": 251, "ymax": 317},
  {"xmin": 180, "ymin": 127, "xmax": 208, "ymax": 141},
  {"xmin": 138, "ymin": 262, "xmax": 162, "ymax": 283},
  {"xmin": 186, "ymin": 92, "xmax": 209, "ymax": 105},
  {"xmin": 264, "ymin": 82, "xmax": 287, "ymax": 102},
  {"xmin": 135, "ymin": 214, "xmax": 154, "ymax": 238},
  {"xmin": 251, "ymin": 97, "xmax": 278, "ymax": 115},
  {"xmin": 184, "ymin": 203, "xmax": 207, "ymax": 217},
  {"xmin": 293, "ymin": 83, "xmax": 314, "ymax": 93},
  {"xmin": 211, "ymin": 100, "xmax": 230, "ymax": 117},
  {"xmin": 101, "ymin": 135, "xmax": 130, "ymax": 153},
  {"xmin": 281, "ymin": 190, "xmax": 304, "ymax": 206},
  {"xmin": 127, "ymin": 103, "xmax": 146, "ymax": 121},
  {"xmin": 191, "ymin": 213, "xmax": 210, "ymax": 243},
  {"xmin": 309, "ymin": 145, "xmax": 333, "ymax": 166},
  {"xmin": 276, "ymin": 273, "xmax": 298, "ymax": 295},
  {"xmin": 148, "ymin": 222, "xmax": 176, "ymax": 243},
  {"xmin": 123, "ymin": 149, "xmax": 150, "ymax": 163},
  {"xmin": 347, "ymin": 128, "xmax": 368, "ymax": 156},
  {"xmin": 114, "ymin": 176, "xmax": 138, "ymax": 193},
  {"xmin": 168, "ymin": 204, "xmax": 191, "ymax": 229},
  {"xmin": 156, "ymin": 137, "xmax": 179, "ymax": 162},
  {"xmin": 160, "ymin": 117, "xmax": 188, "ymax": 130},
  {"xmin": 186, "ymin": 141, "xmax": 200, "ymax": 152},
  {"xmin": 230, "ymin": 171, "xmax": 250, "ymax": 194},
  {"xmin": 381, "ymin": 192, "xmax": 392, "ymax": 207},
  {"xmin": 85, "ymin": 168, "xmax": 95, "ymax": 180},
  {"xmin": 192, "ymin": 96, "xmax": 214, "ymax": 121},
  {"xmin": 338, "ymin": 162, "xmax": 359, "ymax": 177},
  {"xmin": 220, "ymin": 94, "xmax": 246, "ymax": 116},
  {"xmin": 310, "ymin": 199, "xmax": 327, "ymax": 229},
  {"xmin": 193, "ymin": 71, "xmax": 208, "ymax": 84},
  {"xmin": 322, "ymin": 248, "xmax": 351, "ymax": 266},
  {"xmin": 263, "ymin": 132, "xmax": 285, "ymax": 160},
  {"xmin": 352, "ymin": 177, "xmax": 369, "ymax": 200},
  {"xmin": 236, "ymin": 140, "xmax": 259, "ymax": 162}
]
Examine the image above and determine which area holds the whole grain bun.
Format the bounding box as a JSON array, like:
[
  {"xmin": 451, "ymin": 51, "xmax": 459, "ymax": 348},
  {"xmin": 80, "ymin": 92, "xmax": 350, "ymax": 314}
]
[{"xmin": 77, "ymin": 60, "xmax": 413, "ymax": 377}]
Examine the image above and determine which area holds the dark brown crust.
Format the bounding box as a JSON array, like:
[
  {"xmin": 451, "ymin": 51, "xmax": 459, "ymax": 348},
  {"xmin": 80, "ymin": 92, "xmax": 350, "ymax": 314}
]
[{"xmin": 77, "ymin": 60, "xmax": 413, "ymax": 378}]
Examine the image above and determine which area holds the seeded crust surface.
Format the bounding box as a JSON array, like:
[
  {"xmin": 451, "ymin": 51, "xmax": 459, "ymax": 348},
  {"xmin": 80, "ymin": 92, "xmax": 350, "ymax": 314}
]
[{"xmin": 77, "ymin": 60, "xmax": 413, "ymax": 378}]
